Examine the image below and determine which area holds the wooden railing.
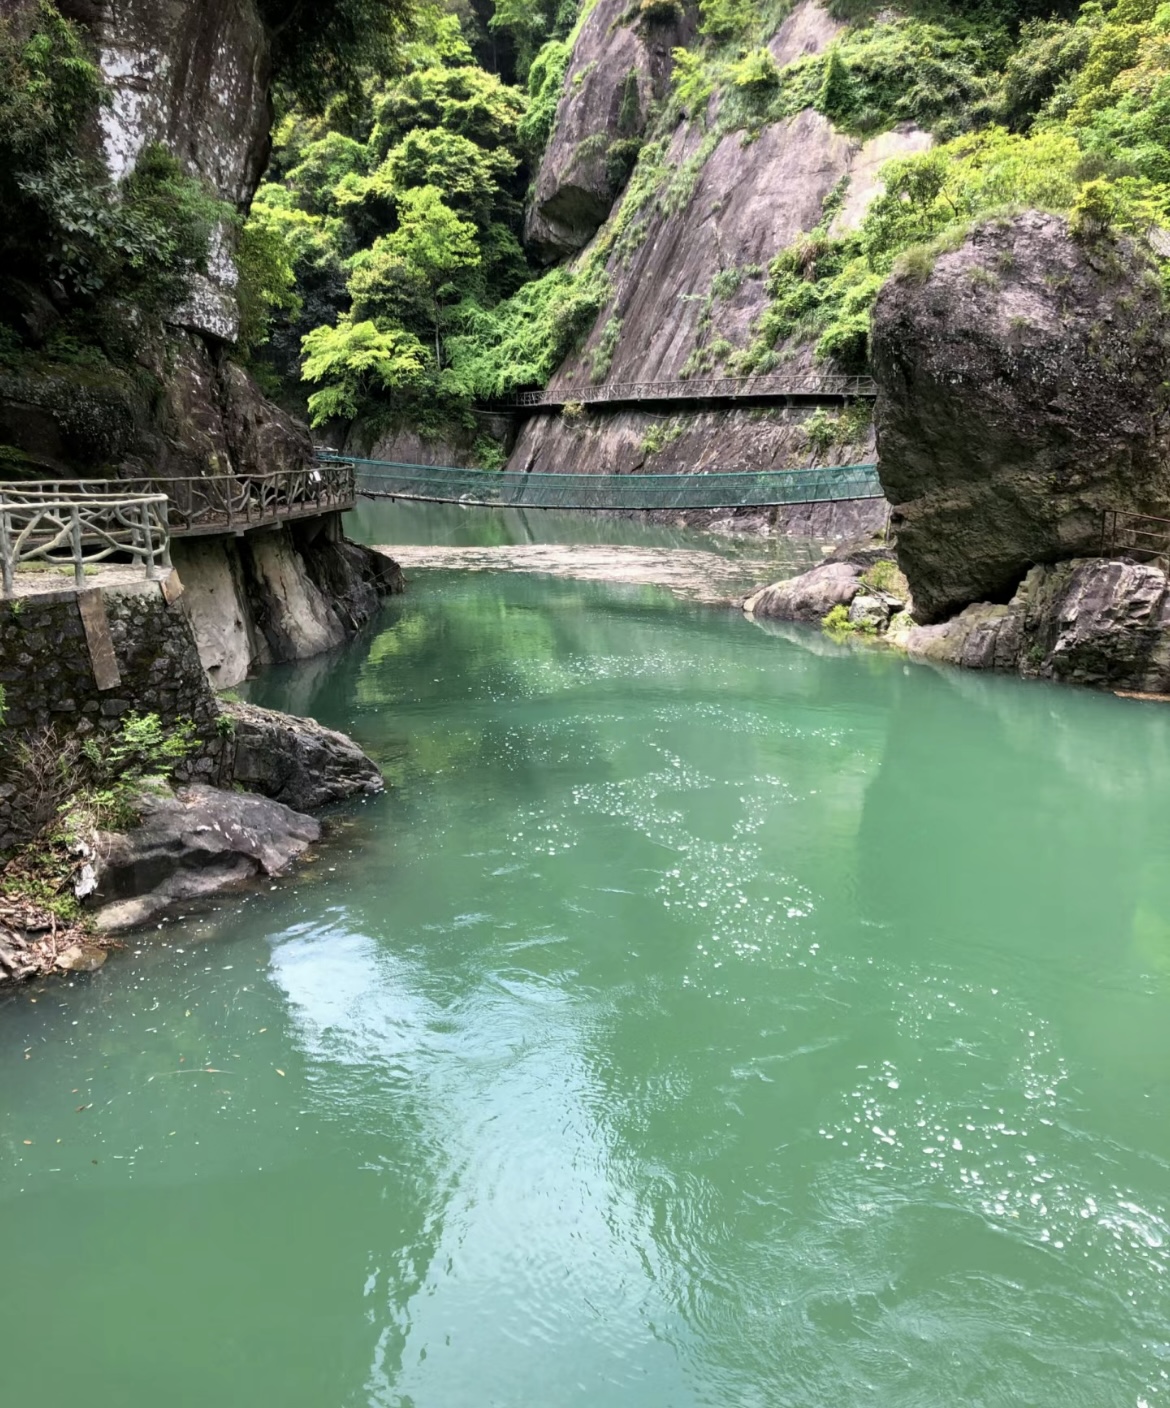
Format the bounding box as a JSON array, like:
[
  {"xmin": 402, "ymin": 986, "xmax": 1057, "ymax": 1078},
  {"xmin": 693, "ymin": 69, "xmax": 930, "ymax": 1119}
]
[
  {"xmin": 500, "ymin": 373, "xmax": 878, "ymax": 409},
  {"xmin": 141, "ymin": 463, "xmax": 356, "ymax": 535},
  {"xmin": 0, "ymin": 483, "xmax": 171, "ymax": 596},
  {"xmin": 4, "ymin": 463, "xmax": 356, "ymax": 540}
]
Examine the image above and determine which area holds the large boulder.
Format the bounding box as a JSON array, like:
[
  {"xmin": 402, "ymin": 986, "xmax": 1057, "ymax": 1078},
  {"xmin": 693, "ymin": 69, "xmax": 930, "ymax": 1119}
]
[
  {"xmin": 744, "ymin": 561, "xmax": 864, "ymax": 622},
  {"xmin": 88, "ymin": 783, "xmax": 320, "ymax": 933},
  {"xmin": 222, "ymin": 700, "xmax": 384, "ymax": 811},
  {"xmin": 872, "ymin": 211, "xmax": 1170, "ymax": 622}
]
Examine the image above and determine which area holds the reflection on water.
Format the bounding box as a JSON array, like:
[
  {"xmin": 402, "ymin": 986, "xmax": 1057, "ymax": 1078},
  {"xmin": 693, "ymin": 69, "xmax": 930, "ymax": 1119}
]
[
  {"xmin": 2, "ymin": 541, "xmax": 1170, "ymax": 1408},
  {"xmin": 346, "ymin": 495, "xmax": 826, "ymax": 571}
]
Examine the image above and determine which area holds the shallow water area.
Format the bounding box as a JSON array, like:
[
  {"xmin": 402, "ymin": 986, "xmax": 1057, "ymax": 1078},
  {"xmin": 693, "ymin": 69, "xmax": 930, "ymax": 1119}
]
[{"xmin": 2, "ymin": 502, "xmax": 1170, "ymax": 1407}]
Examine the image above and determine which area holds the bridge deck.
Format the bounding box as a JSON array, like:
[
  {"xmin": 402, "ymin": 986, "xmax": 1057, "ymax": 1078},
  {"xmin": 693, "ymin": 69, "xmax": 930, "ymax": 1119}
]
[{"xmin": 348, "ymin": 459, "xmax": 883, "ymax": 510}]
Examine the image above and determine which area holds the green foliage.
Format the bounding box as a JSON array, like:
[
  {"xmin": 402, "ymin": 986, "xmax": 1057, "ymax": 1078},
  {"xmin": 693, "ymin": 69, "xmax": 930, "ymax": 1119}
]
[
  {"xmin": 236, "ymin": 207, "xmax": 303, "ymax": 357},
  {"xmin": 258, "ymin": 0, "xmax": 419, "ymax": 112},
  {"xmin": 996, "ymin": 16, "xmax": 1095, "ymax": 128},
  {"xmin": 729, "ymin": 47, "xmax": 782, "ymax": 94},
  {"xmin": 640, "ymin": 0, "xmax": 685, "ymax": 23},
  {"xmin": 618, "ymin": 69, "xmax": 643, "ymax": 133},
  {"xmin": 301, "ymin": 318, "xmax": 429, "ymax": 425},
  {"xmin": 672, "ymin": 46, "xmax": 718, "ymax": 114},
  {"xmin": 742, "ymin": 102, "xmax": 1170, "ymax": 376},
  {"xmin": 698, "ymin": 0, "xmax": 757, "ymax": 40},
  {"xmin": 606, "ymin": 137, "xmax": 643, "ymax": 191},
  {"xmin": 372, "ymin": 65, "xmax": 526, "ymax": 157},
  {"xmin": 591, "ymin": 314, "xmax": 623, "ymax": 380},
  {"xmin": 490, "ymin": 0, "xmax": 582, "ymax": 83},
  {"xmin": 818, "ymin": 45, "xmax": 855, "ymax": 115},
  {"xmin": 859, "ymin": 558, "xmax": 905, "ymax": 594},
  {"xmin": 474, "ymin": 435, "xmax": 508, "ymax": 469},
  {"xmin": 0, "ymin": 5, "xmax": 224, "ymax": 358},
  {"xmin": 519, "ymin": 40, "xmax": 572, "ymax": 158},
  {"xmin": 822, "ymin": 602, "xmax": 875, "ymax": 637},
  {"xmin": 447, "ymin": 265, "xmax": 609, "ymax": 396},
  {"xmin": 260, "ymin": 7, "xmax": 541, "ymax": 426},
  {"xmin": 640, "ymin": 419, "xmax": 685, "ymax": 453}
]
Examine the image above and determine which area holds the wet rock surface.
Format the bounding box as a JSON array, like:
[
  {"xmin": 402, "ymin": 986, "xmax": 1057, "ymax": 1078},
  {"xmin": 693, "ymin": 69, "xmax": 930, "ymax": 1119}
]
[
  {"xmin": 872, "ymin": 212, "xmax": 1170, "ymax": 623},
  {"xmin": 222, "ymin": 701, "xmax": 385, "ymax": 812},
  {"xmin": 89, "ymin": 784, "xmax": 320, "ymax": 935},
  {"xmin": 904, "ymin": 557, "xmax": 1170, "ymax": 692}
]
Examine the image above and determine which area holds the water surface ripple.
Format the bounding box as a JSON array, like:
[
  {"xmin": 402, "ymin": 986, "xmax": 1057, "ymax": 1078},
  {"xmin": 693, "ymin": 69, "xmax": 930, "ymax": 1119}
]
[{"xmin": 2, "ymin": 504, "xmax": 1169, "ymax": 1407}]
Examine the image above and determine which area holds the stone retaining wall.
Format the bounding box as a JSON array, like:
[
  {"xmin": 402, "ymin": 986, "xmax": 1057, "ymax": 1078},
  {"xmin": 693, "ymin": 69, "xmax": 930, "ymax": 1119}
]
[
  {"xmin": 0, "ymin": 570, "xmax": 389, "ymax": 851},
  {"xmin": 0, "ymin": 575, "xmax": 223, "ymax": 848}
]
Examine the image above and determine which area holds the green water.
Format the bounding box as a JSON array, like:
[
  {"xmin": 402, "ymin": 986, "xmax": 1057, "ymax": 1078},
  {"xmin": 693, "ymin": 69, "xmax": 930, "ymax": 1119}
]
[{"xmin": 3, "ymin": 507, "xmax": 1170, "ymax": 1407}]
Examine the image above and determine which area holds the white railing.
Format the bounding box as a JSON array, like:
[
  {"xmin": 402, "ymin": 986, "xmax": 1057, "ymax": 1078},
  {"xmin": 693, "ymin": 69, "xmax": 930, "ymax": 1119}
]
[{"xmin": 0, "ymin": 484, "xmax": 171, "ymax": 597}]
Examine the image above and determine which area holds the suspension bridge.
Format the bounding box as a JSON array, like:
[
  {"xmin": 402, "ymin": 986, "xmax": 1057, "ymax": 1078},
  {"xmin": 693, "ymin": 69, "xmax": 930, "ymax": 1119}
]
[
  {"xmin": 0, "ymin": 453, "xmax": 885, "ymax": 597},
  {"xmin": 343, "ymin": 457, "xmax": 883, "ymax": 511}
]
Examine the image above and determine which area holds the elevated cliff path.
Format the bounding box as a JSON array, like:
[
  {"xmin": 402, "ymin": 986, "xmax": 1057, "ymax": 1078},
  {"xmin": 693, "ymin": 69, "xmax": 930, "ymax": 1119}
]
[
  {"xmin": 497, "ymin": 373, "xmax": 877, "ymax": 413},
  {"xmin": 346, "ymin": 458, "xmax": 882, "ymax": 511}
]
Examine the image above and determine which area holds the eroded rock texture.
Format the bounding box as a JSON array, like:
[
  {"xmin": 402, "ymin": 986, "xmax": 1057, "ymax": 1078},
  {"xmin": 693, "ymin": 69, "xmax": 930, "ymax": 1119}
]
[
  {"xmin": 872, "ymin": 212, "xmax": 1170, "ymax": 623},
  {"xmin": 525, "ymin": 0, "xmax": 688, "ymax": 260},
  {"xmin": 89, "ymin": 783, "xmax": 319, "ymax": 933},
  {"xmin": 905, "ymin": 557, "xmax": 1170, "ymax": 692},
  {"xmin": 223, "ymin": 701, "xmax": 384, "ymax": 811}
]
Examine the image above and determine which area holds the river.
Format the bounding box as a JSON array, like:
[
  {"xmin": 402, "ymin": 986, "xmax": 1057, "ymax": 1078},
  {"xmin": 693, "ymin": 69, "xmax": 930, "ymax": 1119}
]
[{"xmin": 2, "ymin": 501, "xmax": 1169, "ymax": 1407}]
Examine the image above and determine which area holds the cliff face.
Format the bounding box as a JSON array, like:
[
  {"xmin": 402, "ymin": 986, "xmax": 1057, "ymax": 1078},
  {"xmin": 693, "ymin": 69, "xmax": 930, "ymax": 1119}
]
[
  {"xmin": 872, "ymin": 212, "xmax": 1170, "ymax": 623},
  {"xmin": 510, "ymin": 0, "xmax": 928, "ymax": 495},
  {"xmin": 0, "ymin": 1, "xmax": 396, "ymax": 685},
  {"xmin": 525, "ymin": 0, "xmax": 689, "ymax": 261}
]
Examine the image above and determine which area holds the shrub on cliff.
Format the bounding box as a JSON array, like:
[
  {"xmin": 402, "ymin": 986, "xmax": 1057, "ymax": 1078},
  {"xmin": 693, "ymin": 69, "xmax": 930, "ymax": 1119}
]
[{"xmin": 0, "ymin": 4, "xmax": 229, "ymax": 368}]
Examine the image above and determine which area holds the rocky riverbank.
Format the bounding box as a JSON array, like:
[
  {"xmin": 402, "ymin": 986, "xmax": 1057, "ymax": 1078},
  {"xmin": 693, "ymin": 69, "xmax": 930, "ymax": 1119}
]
[{"xmin": 0, "ymin": 564, "xmax": 392, "ymax": 987}]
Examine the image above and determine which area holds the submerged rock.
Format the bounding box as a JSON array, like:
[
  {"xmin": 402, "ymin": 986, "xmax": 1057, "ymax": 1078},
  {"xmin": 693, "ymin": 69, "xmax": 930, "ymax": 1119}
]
[
  {"xmin": 55, "ymin": 943, "xmax": 108, "ymax": 974},
  {"xmin": 872, "ymin": 211, "xmax": 1170, "ymax": 623},
  {"xmin": 89, "ymin": 784, "xmax": 320, "ymax": 934}
]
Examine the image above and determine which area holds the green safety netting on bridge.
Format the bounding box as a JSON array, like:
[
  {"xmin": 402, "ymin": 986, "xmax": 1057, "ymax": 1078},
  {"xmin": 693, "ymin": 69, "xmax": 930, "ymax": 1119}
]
[{"xmin": 343, "ymin": 458, "xmax": 883, "ymax": 510}]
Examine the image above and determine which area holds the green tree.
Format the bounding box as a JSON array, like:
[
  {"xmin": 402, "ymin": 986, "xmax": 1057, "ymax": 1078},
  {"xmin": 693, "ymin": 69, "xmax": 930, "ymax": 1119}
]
[
  {"xmin": 258, "ymin": 0, "xmax": 421, "ymax": 111},
  {"xmin": 380, "ymin": 128, "xmax": 518, "ymax": 223},
  {"xmin": 301, "ymin": 317, "xmax": 429, "ymax": 424},
  {"xmin": 817, "ymin": 46, "xmax": 855, "ymax": 124},
  {"xmin": 381, "ymin": 185, "xmax": 480, "ymax": 365}
]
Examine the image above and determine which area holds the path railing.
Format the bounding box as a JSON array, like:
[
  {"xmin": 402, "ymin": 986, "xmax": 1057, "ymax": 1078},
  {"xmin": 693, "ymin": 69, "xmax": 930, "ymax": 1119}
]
[
  {"xmin": 149, "ymin": 463, "xmax": 355, "ymax": 534},
  {"xmin": 500, "ymin": 373, "xmax": 878, "ymax": 410},
  {"xmin": 347, "ymin": 458, "xmax": 883, "ymax": 511},
  {"xmin": 0, "ymin": 483, "xmax": 171, "ymax": 596},
  {"xmin": 1102, "ymin": 508, "xmax": 1170, "ymax": 566},
  {"xmin": 4, "ymin": 463, "xmax": 355, "ymax": 539}
]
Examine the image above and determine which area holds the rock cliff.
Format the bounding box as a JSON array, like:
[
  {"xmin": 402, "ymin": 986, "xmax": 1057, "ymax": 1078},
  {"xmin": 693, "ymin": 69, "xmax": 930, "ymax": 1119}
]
[
  {"xmin": 0, "ymin": 0, "xmax": 397, "ymax": 678},
  {"xmin": 509, "ymin": 0, "xmax": 928, "ymax": 498},
  {"xmin": 872, "ymin": 212, "xmax": 1170, "ymax": 623},
  {"xmin": 903, "ymin": 558, "xmax": 1170, "ymax": 694},
  {"xmin": 525, "ymin": 0, "xmax": 689, "ymax": 261}
]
